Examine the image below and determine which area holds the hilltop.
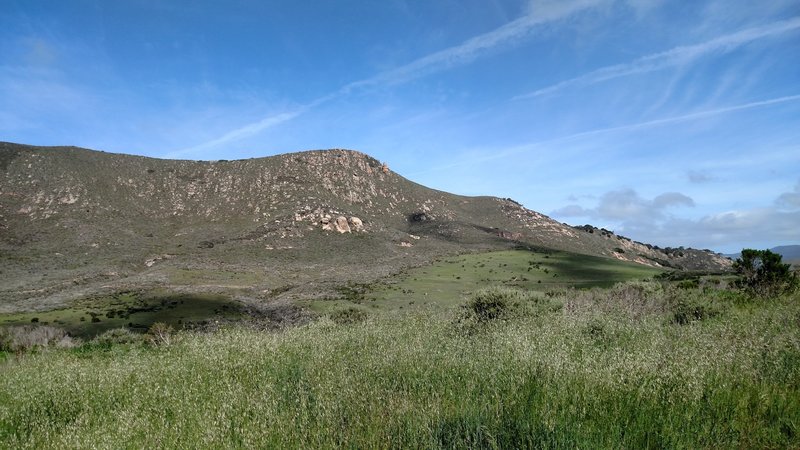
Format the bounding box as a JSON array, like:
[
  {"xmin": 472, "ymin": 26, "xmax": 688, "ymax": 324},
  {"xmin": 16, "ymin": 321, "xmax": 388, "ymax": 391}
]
[{"xmin": 0, "ymin": 142, "xmax": 730, "ymax": 313}]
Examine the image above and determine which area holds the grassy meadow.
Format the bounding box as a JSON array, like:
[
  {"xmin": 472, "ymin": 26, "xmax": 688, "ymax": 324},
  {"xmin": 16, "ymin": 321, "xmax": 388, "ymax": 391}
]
[
  {"xmin": 303, "ymin": 248, "xmax": 662, "ymax": 315},
  {"xmin": 1, "ymin": 278, "xmax": 798, "ymax": 448},
  {"xmin": 0, "ymin": 292, "xmax": 243, "ymax": 339}
]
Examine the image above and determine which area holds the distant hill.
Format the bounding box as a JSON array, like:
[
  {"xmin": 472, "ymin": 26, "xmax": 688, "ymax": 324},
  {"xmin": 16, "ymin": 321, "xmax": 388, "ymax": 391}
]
[
  {"xmin": 772, "ymin": 245, "xmax": 800, "ymax": 262},
  {"xmin": 0, "ymin": 142, "xmax": 731, "ymax": 312},
  {"xmin": 726, "ymin": 245, "xmax": 800, "ymax": 263}
]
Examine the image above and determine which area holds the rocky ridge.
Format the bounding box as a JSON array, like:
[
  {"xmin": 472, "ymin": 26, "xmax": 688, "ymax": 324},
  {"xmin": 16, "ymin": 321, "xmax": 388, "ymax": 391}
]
[{"xmin": 0, "ymin": 142, "xmax": 731, "ymax": 311}]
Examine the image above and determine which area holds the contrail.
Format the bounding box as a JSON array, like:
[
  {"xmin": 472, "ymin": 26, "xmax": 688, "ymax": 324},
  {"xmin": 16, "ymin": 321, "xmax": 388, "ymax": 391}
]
[
  {"xmin": 514, "ymin": 17, "xmax": 800, "ymax": 100},
  {"xmin": 407, "ymin": 94, "xmax": 800, "ymax": 175},
  {"xmin": 174, "ymin": 0, "xmax": 604, "ymax": 156}
]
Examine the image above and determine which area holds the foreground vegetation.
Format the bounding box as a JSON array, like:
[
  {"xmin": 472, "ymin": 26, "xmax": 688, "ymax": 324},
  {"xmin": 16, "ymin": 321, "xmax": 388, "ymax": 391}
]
[{"xmin": 1, "ymin": 280, "xmax": 798, "ymax": 448}]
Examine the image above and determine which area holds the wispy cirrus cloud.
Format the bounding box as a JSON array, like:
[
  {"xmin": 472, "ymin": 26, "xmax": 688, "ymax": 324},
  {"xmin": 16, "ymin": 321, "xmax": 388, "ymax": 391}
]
[
  {"xmin": 165, "ymin": 109, "xmax": 306, "ymax": 158},
  {"xmin": 409, "ymin": 93, "xmax": 800, "ymax": 175},
  {"xmin": 342, "ymin": 0, "xmax": 606, "ymax": 89},
  {"xmin": 514, "ymin": 16, "xmax": 800, "ymax": 100},
  {"xmin": 175, "ymin": 0, "xmax": 604, "ymax": 156}
]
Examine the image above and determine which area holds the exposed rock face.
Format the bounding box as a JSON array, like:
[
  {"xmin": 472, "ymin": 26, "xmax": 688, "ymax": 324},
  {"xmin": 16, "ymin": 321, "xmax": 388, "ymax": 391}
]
[
  {"xmin": 409, "ymin": 212, "xmax": 432, "ymax": 222},
  {"xmin": 335, "ymin": 216, "xmax": 351, "ymax": 233},
  {"xmin": 498, "ymin": 230, "xmax": 523, "ymax": 240},
  {"xmin": 349, "ymin": 217, "xmax": 363, "ymax": 231}
]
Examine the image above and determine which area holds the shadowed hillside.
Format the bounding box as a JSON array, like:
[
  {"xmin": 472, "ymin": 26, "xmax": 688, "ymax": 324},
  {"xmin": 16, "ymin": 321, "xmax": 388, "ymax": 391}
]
[{"xmin": 0, "ymin": 142, "xmax": 730, "ymax": 312}]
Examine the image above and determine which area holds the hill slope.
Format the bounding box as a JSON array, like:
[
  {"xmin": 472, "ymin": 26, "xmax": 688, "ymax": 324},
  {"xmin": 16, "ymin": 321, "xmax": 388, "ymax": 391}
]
[
  {"xmin": 770, "ymin": 245, "xmax": 800, "ymax": 263},
  {"xmin": 0, "ymin": 142, "xmax": 730, "ymax": 311}
]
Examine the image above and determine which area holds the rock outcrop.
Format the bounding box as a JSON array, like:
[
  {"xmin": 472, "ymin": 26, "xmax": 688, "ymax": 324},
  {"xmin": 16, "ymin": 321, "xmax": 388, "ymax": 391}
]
[
  {"xmin": 335, "ymin": 216, "xmax": 351, "ymax": 233},
  {"xmin": 349, "ymin": 217, "xmax": 363, "ymax": 231}
]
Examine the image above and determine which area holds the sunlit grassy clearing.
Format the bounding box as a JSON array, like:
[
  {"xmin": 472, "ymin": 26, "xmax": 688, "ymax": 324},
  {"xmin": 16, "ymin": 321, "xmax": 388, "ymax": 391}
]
[{"xmin": 351, "ymin": 249, "xmax": 660, "ymax": 312}]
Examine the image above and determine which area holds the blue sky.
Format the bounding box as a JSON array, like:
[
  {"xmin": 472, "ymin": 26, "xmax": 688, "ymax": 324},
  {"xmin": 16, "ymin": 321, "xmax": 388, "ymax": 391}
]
[{"xmin": 1, "ymin": 0, "xmax": 798, "ymax": 253}]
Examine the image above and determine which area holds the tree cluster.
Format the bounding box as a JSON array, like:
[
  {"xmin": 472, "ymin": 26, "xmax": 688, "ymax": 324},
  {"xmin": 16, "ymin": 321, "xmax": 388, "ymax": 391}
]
[{"xmin": 733, "ymin": 249, "xmax": 798, "ymax": 298}]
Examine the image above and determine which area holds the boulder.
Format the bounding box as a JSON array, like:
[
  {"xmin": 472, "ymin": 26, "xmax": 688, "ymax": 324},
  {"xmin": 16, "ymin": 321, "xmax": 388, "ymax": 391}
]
[
  {"xmin": 321, "ymin": 215, "xmax": 333, "ymax": 231},
  {"xmin": 335, "ymin": 216, "xmax": 351, "ymax": 233},
  {"xmin": 349, "ymin": 216, "xmax": 364, "ymax": 231}
]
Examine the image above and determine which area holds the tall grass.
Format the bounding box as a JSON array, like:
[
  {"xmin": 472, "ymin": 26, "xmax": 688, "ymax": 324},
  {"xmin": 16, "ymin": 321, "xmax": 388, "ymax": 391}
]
[{"xmin": 1, "ymin": 282, "xmax": 798, "ymax": 448}]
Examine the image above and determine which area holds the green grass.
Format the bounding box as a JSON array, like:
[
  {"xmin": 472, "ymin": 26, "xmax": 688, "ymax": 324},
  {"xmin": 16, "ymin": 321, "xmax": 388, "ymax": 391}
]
[
  {"xmin": 0, "ymin": 292, "xmax": 243, "ymax": 339},
  {"xmin": 307, "ymin": 249, "xmax": 661, "ymax": 314},
  {"xmin": 1, "ymin": 283, "xmax": 797, "ymax": 448}
]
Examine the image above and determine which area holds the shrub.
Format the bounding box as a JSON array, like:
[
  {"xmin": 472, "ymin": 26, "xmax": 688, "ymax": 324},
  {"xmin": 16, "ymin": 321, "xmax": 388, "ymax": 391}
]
[
  {"xmin": 583, "ymin": 317, "xmax": 607, "ymax": 340},
  {"xmin": 330, "ymin": 308, "xmax": 368, "ymax": 325},
  {"xmin": 91, "ymin": 328, "xmax": 144, "ymax": 347},
  {"xmin": 669, "ymin": 294, "xmax": 722, "ymax": 325},
  {"xmin": 0, "ymin": 325, "xmax": 78, "ymax": 353},
  {"xmin": 146, "ymin": 322, "xmax": 175, "ymax": 346},
  {"xmin": 734, "ymin": 249, "xmax": 798, "ymax": 298},
  {"xmin": 465, "ymin": 287, "xmax": 518, "ymax": 322}
]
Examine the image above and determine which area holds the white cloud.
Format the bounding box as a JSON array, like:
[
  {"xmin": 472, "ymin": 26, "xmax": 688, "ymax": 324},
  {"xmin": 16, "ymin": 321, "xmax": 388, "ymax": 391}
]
[
  {"xmin": 514, "ymin": 17, "xmax": 800, "ymax": 99},
  {"xmin": 552, "ymin": 184, "xmax": 800, "ymax": 251},
  {"xmin": 652, "ymin": 192, "xmax": 695, "ymax": 208},
  {"xmin": 669, "ymin": 208, "xmax": 800, "ymax": 250},
  {"xmin": 552, "ymin": 188, "xmax": 694, "ymax": 222}
]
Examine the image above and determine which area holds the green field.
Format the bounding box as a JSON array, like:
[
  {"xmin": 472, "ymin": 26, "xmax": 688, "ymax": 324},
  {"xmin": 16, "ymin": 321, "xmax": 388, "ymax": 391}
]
[
  {"xmin": 1, "ymin": 282, "xmax": 798, "ymax": 448},
  {"xmin": 1, "ymin": 249, "xmax": 660, "ymax": 337},
  {"xmin": 0, "ymin": 292, "xmax": 243, "ymax": 338},
  {"xmin": 304, "ymin": 249, "xmax": 661, "ymax": 315}
]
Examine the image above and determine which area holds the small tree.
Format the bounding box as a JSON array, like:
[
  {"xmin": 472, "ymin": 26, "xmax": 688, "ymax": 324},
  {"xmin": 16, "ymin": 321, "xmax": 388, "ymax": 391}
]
[{"xmin": 733, "ymin": 249, "xmax": 797, "ymax": 298}]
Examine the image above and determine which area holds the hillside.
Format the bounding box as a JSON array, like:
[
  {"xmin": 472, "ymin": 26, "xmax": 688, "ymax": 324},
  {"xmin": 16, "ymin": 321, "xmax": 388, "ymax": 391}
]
[
  {"xmin": 0, "ymin": 142, "xmax": 730, "ymax": 312},
  {"xmin": 726, "ymin": 245, "xmax": 800, "ymax": 264},
  {"xmin": 770, "ymin": 245, "xmax": 800, "ymax": 263}
]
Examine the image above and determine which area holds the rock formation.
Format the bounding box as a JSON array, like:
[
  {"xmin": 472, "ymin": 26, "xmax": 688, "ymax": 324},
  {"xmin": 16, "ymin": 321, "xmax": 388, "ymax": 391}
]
[
  {"xmin": 349, "ymin": 217, "xmax": 363, "ymax": 231},
  {"xmin": 335, "ymin": 216, "xmax": 351, "ymax": 233}
]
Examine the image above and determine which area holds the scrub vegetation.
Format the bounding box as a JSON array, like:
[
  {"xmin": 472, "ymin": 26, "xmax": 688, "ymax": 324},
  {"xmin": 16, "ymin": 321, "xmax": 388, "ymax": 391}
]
[
  {"xmin": 1, "ymin": 278, "xmax": 798, "ymax": 449},
  {"xmin": 0, "ymin": 292, "xmax": 244, "ymax": 339}
]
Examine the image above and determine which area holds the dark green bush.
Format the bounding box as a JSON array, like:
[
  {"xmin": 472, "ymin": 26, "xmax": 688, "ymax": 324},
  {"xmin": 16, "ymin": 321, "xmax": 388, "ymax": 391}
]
[
  {"xmin": 91, "ymin": 328, "xmax": 144, "ymax": 347},
  {"xmin": 330, "ymin": 307, "xmax": 368, "ymax": 325},
  {"xmin": 466, "ymin": 288, "xmax": 517, "ymax": 322},
  {"xmin": 734, "ymin": 249, "xmax": 798, "ymax": 298},
  {"xmin": 669, "ymin": 295, "xmax": 721, "ymax": 325}
]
